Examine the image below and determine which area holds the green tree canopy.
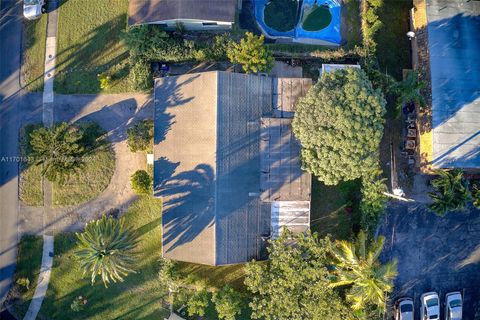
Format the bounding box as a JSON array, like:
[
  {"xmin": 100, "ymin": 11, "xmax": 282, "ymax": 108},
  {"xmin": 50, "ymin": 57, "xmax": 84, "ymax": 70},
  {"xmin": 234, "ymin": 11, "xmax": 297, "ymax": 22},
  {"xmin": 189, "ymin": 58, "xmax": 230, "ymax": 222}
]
[
  {"xmin": 212, "ymin": 285, "xmax": 243, "ymax": 320},
  {"xmin": 292, "ymin": 68, "xmax": 386, "ymax": 185},
  {"xmin": 186, "ymin": 289, "xmax": 209, "ymax": 317},
  {"xmin": 75, "ymin": 215, "xmax": 139, "ymax": 287},
  {"xmin": 29, "ymin": 122, "xmax": 85, "ymax": 182},
  {"xmin": 227, "ymin": 32, "xmax": 274, "ymax": 74},
  {"xmin": 244, "ymin": 230, "xmax": 354, "ymax": 320},
  {"xmin": 330, "ymin": 231, "xmax": 397, "ymax": 313}
]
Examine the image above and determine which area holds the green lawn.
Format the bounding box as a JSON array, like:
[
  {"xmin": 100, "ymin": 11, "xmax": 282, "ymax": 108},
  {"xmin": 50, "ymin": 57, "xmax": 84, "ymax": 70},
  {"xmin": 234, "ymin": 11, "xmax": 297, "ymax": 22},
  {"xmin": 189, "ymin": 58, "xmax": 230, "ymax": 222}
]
[
  {"xmin": 310, "ymin": 179, "xmax": 361, "ymax": 240},
  {"xmin": 19, "ymin": 124, "xmax": 43, "ymax": 206},
  {"xmin": 55, "ymin": 0, "xmax": 134, "ymax": 93},
  {"xmin": 52, "ymin": 144, "xmax": 115, "ymax": 206},
  {"xmin": 302, "ymin": 5, "xmax": 332, "ymax": 31},
  {"xmin": 22, "ymin": 16, "xmax": 47, "ymax": 92},
  {"xmin": 9, "ymin": 235, "xmax": 43, "ymax": 319},
  {"xmin": 343, "ymin": 0, "xmax": 362, "ymax": 48},
  {"xmin": 33, "ymin": 196, "xmax": 250, "ymax": 319},
  {"xmin": 264, "ymin": 0, "xmax": 299, "ymax": 32},
  {"xmin": 375, "ymin": 0, "xmax": 412, "ymax": 79}
]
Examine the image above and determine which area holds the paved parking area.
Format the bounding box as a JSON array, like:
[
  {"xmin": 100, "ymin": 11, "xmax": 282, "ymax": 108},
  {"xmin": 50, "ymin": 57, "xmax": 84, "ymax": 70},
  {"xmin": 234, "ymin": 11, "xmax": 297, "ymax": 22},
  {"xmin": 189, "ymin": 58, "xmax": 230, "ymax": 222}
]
[{"xmin": 379, "ymin": 203, "xmax": 480, "ymax": 320}]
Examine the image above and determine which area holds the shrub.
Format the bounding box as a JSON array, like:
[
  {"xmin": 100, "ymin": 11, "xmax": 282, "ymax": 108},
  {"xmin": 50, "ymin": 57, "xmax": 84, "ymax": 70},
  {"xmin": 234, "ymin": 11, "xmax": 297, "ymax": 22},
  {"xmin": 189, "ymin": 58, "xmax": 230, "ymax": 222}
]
[
  {"xmin": 127, "ymin": 120, "xmax": 154, "ymax": 153},
  {"xmin": 227, "ymin": 32, "xmax": 274, "ymax": 74},
  {"xmin": 16, "ymin": 277, "xmax": 30, "ymax": 291},
  {"xmin": 131, "ymin": 170, "xmax": 152, "ymax": 195},
  {"xmin": 212, "ymin": 285, "xmax": 243, "ymax": 320},
  {"xmin": 70, "ymin": 296, "xmax": 88, "ymax": 312},
  {"xmin": 130, "ymin": 59, "xmax": 152, "ymax": 91},
  {"xmin": 359, "ymin": 169, "xmax": 387, "ymax": 232},
  {"xmin": 473, "ymin": 184, "xmax": 480, "ymax": 209},
  {"xmin": 187, "ymin": 289, "xmax": 209, "ymax": 317},
  {"xmin": 97, "ymin": 73, "xmax": 111, "ymax": 89},
  {"xmin": 428, "ymin": 169, "xmax": 470, "ymax": 216},
  {"xmin": 204, "ymin": 33, "xmax": 234, "ymax": 61}
]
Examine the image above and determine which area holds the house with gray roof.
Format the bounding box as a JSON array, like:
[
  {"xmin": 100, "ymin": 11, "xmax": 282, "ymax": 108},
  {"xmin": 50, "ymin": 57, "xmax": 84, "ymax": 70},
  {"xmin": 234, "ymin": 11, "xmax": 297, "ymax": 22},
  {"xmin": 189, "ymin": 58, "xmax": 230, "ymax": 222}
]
[
  {"xmin": 153, "ymin": 71, "xmax": 312, "ymax": 265},
  {"xmin": 420, "ymin": 0, "xmax": 480, "ymax": 168},
  {"xmin": 128, "ymin": 0, "xmax": 238, "ymax": 30}
]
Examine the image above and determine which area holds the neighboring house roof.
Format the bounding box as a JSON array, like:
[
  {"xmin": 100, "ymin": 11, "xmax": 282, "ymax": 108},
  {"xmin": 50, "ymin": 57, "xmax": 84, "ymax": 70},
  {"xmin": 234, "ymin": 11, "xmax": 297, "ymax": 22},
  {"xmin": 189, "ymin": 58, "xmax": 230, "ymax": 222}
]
[
  {"xmin": 272, "ymin": 78, "xmax": 312, "ymax": 118},
  {"xmin": 128, "ymin": 0, "xmax": 237, "ymax": 26},
  {"xmin": 425, "ymin": 0, "xmax": 480, "ymax": 168},
  {"xmin": 154, "ymin": 71, "xmax": 311, "ymax": 265}
]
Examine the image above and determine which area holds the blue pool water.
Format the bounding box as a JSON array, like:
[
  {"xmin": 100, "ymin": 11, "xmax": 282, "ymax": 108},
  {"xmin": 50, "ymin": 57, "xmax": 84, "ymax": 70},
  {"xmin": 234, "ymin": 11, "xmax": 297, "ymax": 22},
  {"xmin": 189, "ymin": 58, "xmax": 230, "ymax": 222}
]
[{"xmin": 254, "ymin": 0, "xmax": 342, "ymax": 45}]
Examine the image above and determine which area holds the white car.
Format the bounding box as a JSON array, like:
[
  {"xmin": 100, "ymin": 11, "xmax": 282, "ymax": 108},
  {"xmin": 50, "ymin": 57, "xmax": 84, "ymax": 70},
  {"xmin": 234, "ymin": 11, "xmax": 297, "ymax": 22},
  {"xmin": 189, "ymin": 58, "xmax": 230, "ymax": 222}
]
[
  {"xmin": 23, "ymin": 0, "xmax": 45, "ymax": 20},
  {"xmin": 395, "ymin": 298, "xmax": 414, "ymax": 320},
  {"xmin": 445, "ymin": 291, "xmax": 462, "ymax": 320},
  {"xmin": 421, "ymin": 292, "xmax": 440, "ymax": 320}
]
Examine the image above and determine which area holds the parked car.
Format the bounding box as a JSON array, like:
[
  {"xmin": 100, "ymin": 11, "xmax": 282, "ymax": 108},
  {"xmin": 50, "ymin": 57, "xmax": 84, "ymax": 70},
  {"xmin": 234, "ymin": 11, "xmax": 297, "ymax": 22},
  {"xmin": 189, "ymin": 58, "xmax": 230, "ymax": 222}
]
[
  {"xmin": 445, "ymin": 291, "xmax": 462, "ymax": 320},
  {"xmin": 23, "ymin": 0, "xmax": 45, "ymax": 20},
  {"xmin": 421, "ymin": 292, "xmax": 440, "ymax": 320},
  {"xmin": 395, "ymin": 298, "xmax": 414, "ymax": 320}
]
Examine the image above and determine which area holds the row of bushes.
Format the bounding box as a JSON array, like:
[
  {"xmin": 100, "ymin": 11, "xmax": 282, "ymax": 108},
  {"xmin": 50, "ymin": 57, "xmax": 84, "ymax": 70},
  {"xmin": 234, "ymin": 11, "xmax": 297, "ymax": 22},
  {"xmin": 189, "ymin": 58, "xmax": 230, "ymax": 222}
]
[
  {"xmin": 267, "ymin": 44, "xmax": 367, "ymax": 61},
  {"xmin": 361, "ymin": 0, "xmax": 384, "ymax": 53},
  {"xmin": 123, "ymin": 26, "xmax": 234, "ymax": 91}
]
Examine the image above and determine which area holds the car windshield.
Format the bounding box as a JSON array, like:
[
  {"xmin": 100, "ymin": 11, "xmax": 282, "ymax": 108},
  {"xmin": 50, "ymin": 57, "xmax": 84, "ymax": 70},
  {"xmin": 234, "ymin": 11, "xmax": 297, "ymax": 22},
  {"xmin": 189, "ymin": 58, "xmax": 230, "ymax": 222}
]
[
  {"xmin": 24, "ymin": 0, "xmax": 40, "ymax": 5},
  {"xmin": 426, "ymin": 298, "xmax": 438, "ymax": 307},
  {"xmin": 401, "ymin": 304, "xmax": 413, "ymax": 312},
  {"xmin": 450, "ymin": 299, "xmax": 462, "ymax": 308}
]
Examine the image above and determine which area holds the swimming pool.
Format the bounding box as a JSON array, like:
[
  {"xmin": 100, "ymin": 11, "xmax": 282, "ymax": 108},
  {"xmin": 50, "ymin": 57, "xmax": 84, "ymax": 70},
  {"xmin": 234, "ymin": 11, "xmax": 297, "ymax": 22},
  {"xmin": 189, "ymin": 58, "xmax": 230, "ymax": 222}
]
[{"xmin": 254, "ymin": 0, "xmax": 342, "ymax": 46}]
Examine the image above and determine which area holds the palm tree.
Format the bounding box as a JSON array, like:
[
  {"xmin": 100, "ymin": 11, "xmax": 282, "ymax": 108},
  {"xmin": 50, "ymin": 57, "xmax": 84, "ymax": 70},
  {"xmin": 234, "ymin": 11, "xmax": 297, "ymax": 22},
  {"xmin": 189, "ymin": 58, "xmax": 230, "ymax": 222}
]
[
  {"xmin": 75, "ymin": 215, "xmax": 139, "ymax": 287},
  {"xmin": 329, "ymin": 231, "xmax": 398, "ymax": 312},
  {"xmin": 428, "ymin": 169, "xmax": 470, "ymax": 216},
  {"xmin": 393, "ymin": 71, "xmax": 426, "ymax": 118},
  {"xmin": 29, "ymin": 122, "xmax": 84, "ymax": 182}
]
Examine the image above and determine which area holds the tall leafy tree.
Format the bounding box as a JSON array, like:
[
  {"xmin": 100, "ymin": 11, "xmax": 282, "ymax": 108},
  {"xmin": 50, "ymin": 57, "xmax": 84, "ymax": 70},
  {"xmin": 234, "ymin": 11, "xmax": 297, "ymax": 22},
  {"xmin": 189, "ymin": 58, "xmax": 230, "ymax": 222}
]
[
  {"xmin": 428, "ymin": 169, "xmax": 470, "ymax": 216},
  {"xmin": 29, "ymin": 122, "xmax": 85, "ymax": 182},
  {"xmin": 186, "ymin": 289, "xmax": 209, "ymax": 317},
  {"xmin": 244, "ymin": 230, "xmax": 355, "ymax": 320},
  {"xmin": 75, "ymin": 215, "xmax": 139, "ymax": 287},
  {"xmin": 212, "ymin": 285, "xmax": 243, "ymax": 320},
  {"xmin": 330, "ymin": 231, "xmax": 397, "ymax": 313},
  {"xmin": 227, "ymin": 32, "xmax": 274, "ymax": 74},
  {"xmin": 292, "ymin": 68, "xmax": 386, "ymax": 185}
]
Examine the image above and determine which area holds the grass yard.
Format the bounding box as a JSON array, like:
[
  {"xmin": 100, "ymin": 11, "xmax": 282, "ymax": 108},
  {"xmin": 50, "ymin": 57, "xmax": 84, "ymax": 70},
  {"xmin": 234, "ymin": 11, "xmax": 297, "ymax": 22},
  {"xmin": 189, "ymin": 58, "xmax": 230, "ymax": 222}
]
[
  {"xmin": 9, "ymin": 235, "xmax": 43, "ymax": 319},
  {"xmin": 343, "ymin": 0, "xmax": 362, "ymax": 48},
  {"xmin": 33, "ymin": 196, "xmax": 250, "ymax": 319},
  {"xmin": 375, "ymin": 0, "xmax": 412, "ymax": 79},
  {"xmin": 38, "ymin": 196, "xmax": 168, "ymax": 319},
  {"xmin": 310, "ymin": 179, "xmax": 361, "ymax": 240},
  {"xmin": 55, "ymin": 0, "xmax": 133, "ymax": 93},
  {"xmin": 19, "ymin": 124, "xmax": 43, "ymax": 206},
  {"xmin": 22, "ymin": 16, "xmax": 47, "ymax": 92},
  {"xmin": 302, "ymin": 5, "xmax": 332, "ymax": 31},
  {"xmin": 52, "ymin": 144, "xmax": 115, "ymax": 206},
  {"xmin": 264, "ymin": 0, "xmax": 299, "ymax": 32}
]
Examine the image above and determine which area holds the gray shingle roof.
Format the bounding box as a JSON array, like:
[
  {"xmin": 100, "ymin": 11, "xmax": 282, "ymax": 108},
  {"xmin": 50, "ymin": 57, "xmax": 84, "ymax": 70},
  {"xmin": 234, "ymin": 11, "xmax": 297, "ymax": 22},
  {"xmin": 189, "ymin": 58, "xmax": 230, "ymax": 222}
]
[
  {"xmin": 154, "ymin": 71, "xmax": 311, "ymax": 265},
  {"xmin": 128, "ymin": 0, "xmax": 237, "ymax": 26},
  {"xmin": 426, "ymin": 0, "xmax": 480, "ymax": 168}
]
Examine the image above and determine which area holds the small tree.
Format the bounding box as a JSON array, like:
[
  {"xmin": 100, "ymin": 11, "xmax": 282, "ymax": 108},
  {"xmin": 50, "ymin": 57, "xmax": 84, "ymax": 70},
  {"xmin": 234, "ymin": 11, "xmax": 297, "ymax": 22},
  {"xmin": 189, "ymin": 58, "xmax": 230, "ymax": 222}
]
[
  {"xmin": 75, "ymin": 215, "xmax": 139, "ymax": 287},
  {"xmin": 29, "ymin": 122, "xmax": 85, "ymax": 182},
  {"xmin": 330, "ymin": 231, "xmax": 398, "ymax": 313},
  {"xmin": 187, "ymin": 289, "xmax": 209, "ymax": 317},
  {"xmin": 131, "ymin": 170, "xmax": 152, "ymax": 195},
  {"xmin": 127, "ymin": 120, "xmax": 154, "ymax": 153},
  {"xmin": 428, "ymin": 169, "xmax": 470, "ymax": 216},
  {"xmin": 212, "ymin": 285, "xmax": 243, "ymax": 320},
  {"xmin": 292, "ymin": 68, "xmax": 386, "ymax": 185},
  {"xmin": 227, "ymin": 32, "xmax": 274, "ymax": 74}
]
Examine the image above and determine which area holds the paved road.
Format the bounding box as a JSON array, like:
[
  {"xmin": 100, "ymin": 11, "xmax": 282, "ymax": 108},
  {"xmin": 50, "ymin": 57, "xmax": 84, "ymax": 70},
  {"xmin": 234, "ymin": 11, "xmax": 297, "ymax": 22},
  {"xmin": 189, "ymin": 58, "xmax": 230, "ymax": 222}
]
[
  {"xmin": 380, "ymin": 203, "xmax": 480, "ymax": 320},
  {"xmin": 0, "ymin": 0, "xmax": 23, "ymax": 307}
]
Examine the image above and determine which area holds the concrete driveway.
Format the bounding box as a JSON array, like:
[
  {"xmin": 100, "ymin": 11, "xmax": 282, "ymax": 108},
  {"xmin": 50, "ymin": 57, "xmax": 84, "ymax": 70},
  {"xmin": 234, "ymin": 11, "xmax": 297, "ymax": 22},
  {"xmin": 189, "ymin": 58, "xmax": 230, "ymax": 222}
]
[{"xmin": 379, "ymin": 203, "xmax": 480, "ymax": 320}]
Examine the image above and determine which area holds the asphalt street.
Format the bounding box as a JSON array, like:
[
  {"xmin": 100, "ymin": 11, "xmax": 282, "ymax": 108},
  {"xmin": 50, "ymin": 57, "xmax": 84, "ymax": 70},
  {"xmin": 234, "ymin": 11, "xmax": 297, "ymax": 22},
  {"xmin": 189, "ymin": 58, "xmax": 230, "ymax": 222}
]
[{"xmin": 0, "ymin": 0, "xmax": 23, "ymax": 307}]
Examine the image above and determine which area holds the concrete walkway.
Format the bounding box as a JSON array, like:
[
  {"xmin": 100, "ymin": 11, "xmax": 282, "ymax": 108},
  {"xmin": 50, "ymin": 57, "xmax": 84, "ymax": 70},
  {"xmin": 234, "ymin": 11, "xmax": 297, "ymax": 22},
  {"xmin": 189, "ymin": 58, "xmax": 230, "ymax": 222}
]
[{"xmin": 23, "ymin": 235, "xmax": 53, "ymax": 320}]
